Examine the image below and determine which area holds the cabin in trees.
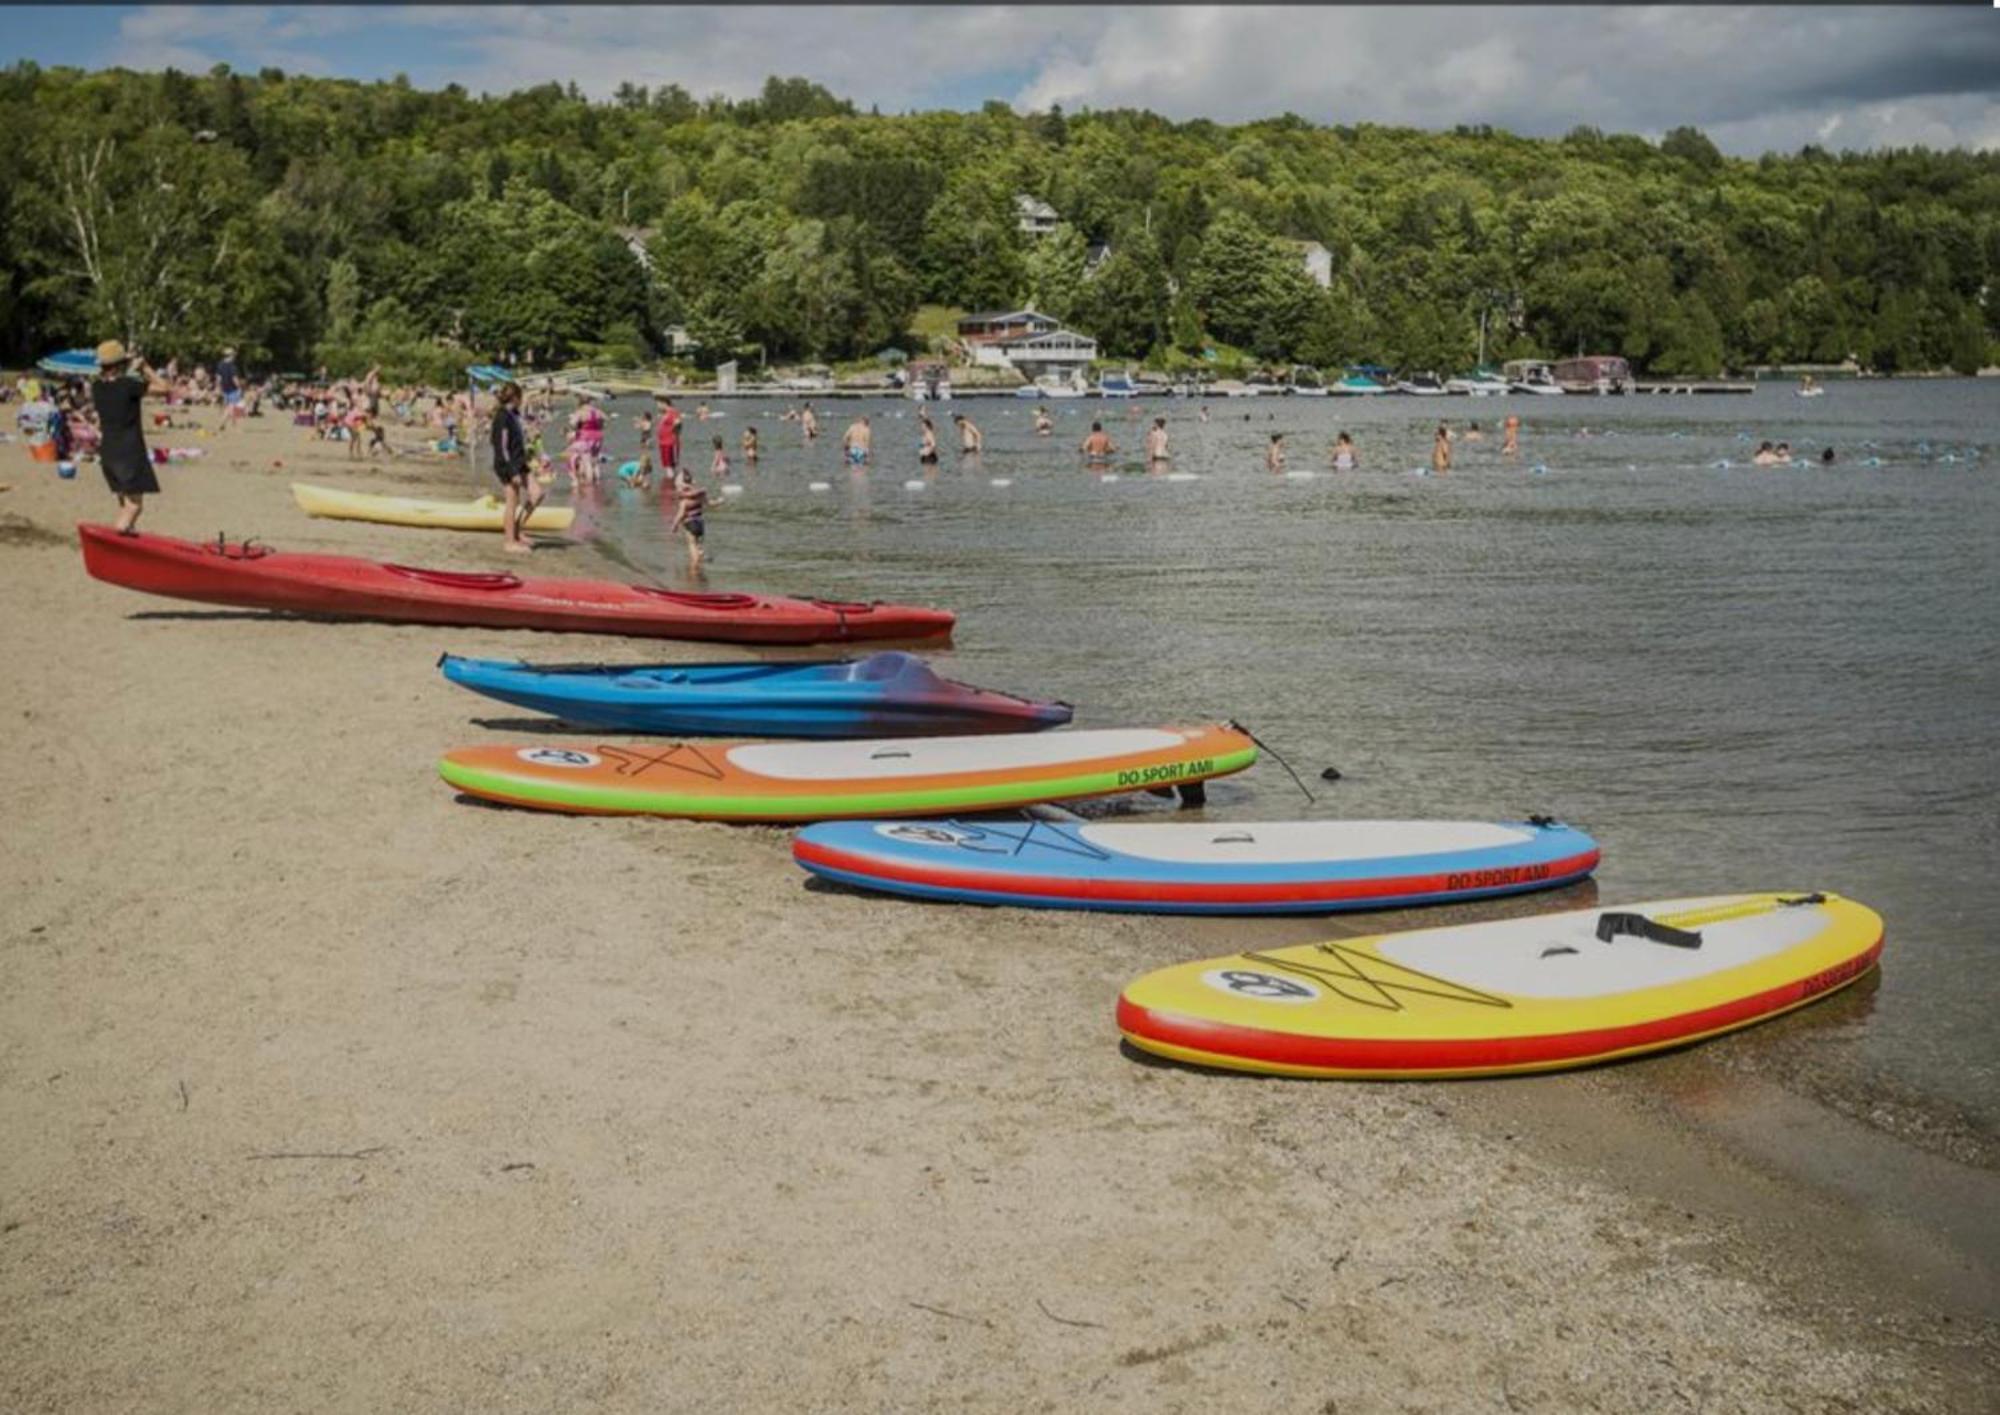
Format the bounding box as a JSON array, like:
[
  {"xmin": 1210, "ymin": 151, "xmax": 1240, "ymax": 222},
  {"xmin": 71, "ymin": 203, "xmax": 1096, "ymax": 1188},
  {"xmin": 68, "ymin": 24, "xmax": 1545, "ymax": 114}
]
[
  {"xmin": 1015, "ymin": 195, "xmax": 1060, "ymax": 238},
  {"xmin": 957, "ymin": 309, "xmax": 1099, "ymax": 382}
]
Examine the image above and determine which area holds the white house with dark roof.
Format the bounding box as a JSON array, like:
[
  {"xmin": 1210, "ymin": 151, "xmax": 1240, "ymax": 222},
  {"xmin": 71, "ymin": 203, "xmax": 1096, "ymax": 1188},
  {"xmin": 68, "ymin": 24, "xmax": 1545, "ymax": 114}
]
[{"xmin": 956, "ymin": 308, "xmax": 1097, "ymax": 379}]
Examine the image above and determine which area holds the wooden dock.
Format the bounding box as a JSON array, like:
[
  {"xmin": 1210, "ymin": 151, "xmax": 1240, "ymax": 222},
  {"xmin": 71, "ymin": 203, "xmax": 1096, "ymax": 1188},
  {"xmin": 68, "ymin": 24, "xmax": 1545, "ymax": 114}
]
[{"xmin": 1631, "ymin": 381, "xmax": 1755, "ymax": 395}]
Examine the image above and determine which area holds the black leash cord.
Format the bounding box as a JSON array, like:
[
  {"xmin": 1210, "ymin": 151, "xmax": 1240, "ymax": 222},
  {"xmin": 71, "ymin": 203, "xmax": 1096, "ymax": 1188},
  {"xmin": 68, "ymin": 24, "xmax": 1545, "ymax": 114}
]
[{"xmin": 1229, "ymin": 719, "xmax": 1316, "ymax": 807}]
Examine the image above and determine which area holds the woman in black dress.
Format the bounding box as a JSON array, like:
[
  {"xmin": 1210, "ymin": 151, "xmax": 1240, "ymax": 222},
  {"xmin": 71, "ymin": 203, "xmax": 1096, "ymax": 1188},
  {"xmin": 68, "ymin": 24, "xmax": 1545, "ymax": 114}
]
[{"xmin": 91, "ymin": 340, "xmax": 156, "ymax": 534}]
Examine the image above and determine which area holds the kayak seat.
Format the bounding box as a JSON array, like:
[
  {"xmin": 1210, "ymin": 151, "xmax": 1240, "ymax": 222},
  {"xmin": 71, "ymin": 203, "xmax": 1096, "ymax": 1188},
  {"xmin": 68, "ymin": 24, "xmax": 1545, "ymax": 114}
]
[
  {"xmin": 631, "ymin": 586, "xmax": 759, "ymax": 610},
  {"xmin": 386, "ymin": 565, "xmax": 523, "ymax": 591}
]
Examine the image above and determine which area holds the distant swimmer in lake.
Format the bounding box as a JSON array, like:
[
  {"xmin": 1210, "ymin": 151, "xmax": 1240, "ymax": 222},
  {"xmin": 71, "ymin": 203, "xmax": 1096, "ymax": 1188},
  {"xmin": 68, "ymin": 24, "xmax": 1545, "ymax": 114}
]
[
  {"xmin": 696, "ymin": 401, "xmax": 711, "ymax": 422},
  {"xmin": 801, "ymin": 401, "xmax": 819, "ymax": 441},
  {"xmin": 1432, "ymin": 423, "xmax": 1452, "ymax": 474},
  {"xmin": 1033, "ymin": 406, "xmax": 1052, "ymax": 437},
  {"xmin": 1145, "ymin": 417, "xmax": 1170, "ymax": 466},
  {"xmin": 1502, "ymin": 413, "xmax": 1520, "ymax": 457},
  {"xmin": 841, "ymin": 414, "xmax": 871, "ymax": 465},
  {"xmin": 1752, "ymin": 441, "xmax": 1782, "ymax": 466},
  {"xmin": 1821, "ymin": 446, "xmax": 1837, "ymax": 465},
  {"xmin": 952, "ymin": 412, "xmax": 982, "ymax": 454},
  {"xmin": 741, "ymin": 425, "xmax": 759, "ymax": 463},
  {"xmin": 1266, "ymin": 432, "xmax": 1286, "ymax": 472},
  {"xmin": 917, "ymin": 412, "xmax": 939, "ymax": 465},
  {"xmin": 1198, "ymin": 405, "xmax": 1211, "ymax": 424},
  {"xmin": 1080, "ymin": 420, "xmax": 1116, "ymax": 462},
  {"xmin": 1332, "ymin": 430, "xmax": 1358, "ymax": 470},
  {"xmin": 1463, "ymin": 421, "xmax": 1484, "ymax": 443}
]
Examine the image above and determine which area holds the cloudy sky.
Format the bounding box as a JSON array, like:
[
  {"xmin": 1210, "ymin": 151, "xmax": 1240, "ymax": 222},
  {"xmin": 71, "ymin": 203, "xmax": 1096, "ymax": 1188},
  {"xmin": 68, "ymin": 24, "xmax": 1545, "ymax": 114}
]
[{"xmin": 13, "ymin": 5, "xmax": 1999, "ymax": 155}]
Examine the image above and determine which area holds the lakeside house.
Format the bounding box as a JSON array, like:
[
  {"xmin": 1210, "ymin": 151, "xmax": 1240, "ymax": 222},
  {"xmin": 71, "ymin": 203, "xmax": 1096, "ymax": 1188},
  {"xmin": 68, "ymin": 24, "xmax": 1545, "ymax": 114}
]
[
  {"xmin": 957, "ymin": 308, "xmax": 1098, "ymax": 383},
  {"xmin": 1015, "ymin": 194, "xmax": 1060, "ymax": 238}
]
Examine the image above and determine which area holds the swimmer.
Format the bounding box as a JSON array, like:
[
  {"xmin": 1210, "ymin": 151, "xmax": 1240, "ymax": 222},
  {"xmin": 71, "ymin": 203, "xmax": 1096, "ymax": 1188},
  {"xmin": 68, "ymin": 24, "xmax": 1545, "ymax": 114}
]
[
  {"xmin": 1752, "ymin": 441, "xmax": 1781, "ymax": 466},
  {"xmin": 1033, "ymin": 406, "xmax": 1052, "ymax": 437},
  {"xmin": 1266, "ymin": 432, "xmax": 1286, "ymax": 473},
  {"xmin": 1432, "ymin": 423, "xmax": 1452, "ymax": 474},
  {"xmin": 952, "ymin": 413, "xmax": 983, "ymax": 454},
  {"xmin": 1198, "ymin": 405, "xmax": 1211, "ymax": 424},
  {"xmin": 1502, "ymin": 413, "xmax": 1520, "ymax": 457},
  {"xmin": 841, "ymin": 414, "xmax": 871, "ymax": 465},
  {"xmin": 696, "ymin": 401, "xmax": 711, "ymax": 422},
  {"xmin": 1080, "ymin": 420, "xmax": 1115, "ymax": 462},
  {"xmin": 1144, "ymin": 417, "xmax": 1169, "ymax": 466},
  {"xmin": 801, "ymin": 401, "xmax": 819, "ymax": 441},
  {"xmin": 667, "ymin": 463, "xmax": 708, "ymax": 572},
  {"xmin": 741, "ymin": 425, "xmax": 759, "ymax": 463},
  {"xmin": 1463, "ymin": 421, "xmax": 1484, "ymax": 443},
  {"xmin": 1332, "ymin": 431, "xmax": 1358, "ymax": 471},
  {"xmin": 710, "ymin": 434, "xmax": 728, "ymax": 478},
  {"xmin": 917, "ymin": 412, "xmax": 939, "ymax": 465},
  {"xmin": 1820, "ymin": 446, "xmax": 1836, "ymax": 465}
]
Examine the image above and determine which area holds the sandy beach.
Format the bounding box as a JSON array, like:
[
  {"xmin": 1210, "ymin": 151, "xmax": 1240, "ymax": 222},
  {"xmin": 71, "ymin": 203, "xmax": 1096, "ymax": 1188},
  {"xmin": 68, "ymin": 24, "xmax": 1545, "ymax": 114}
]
[{"xmin": 3, "ymin": 413, "xmax": 1996, "ymax": 1412}]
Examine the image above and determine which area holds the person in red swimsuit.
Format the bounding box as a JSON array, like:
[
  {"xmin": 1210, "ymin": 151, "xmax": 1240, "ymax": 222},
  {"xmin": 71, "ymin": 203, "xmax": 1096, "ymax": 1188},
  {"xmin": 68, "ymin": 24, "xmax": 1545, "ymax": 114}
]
[{"xmin": 653, "ymin": 394, "xmax": 682, "ymax": 473}]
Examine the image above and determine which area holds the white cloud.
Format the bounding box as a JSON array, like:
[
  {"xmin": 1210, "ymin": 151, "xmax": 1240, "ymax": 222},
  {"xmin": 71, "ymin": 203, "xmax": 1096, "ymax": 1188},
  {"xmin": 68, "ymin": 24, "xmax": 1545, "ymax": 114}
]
[{"xmin": 87, "ymin": 5, "xmax": 2000, "ymax": 155}]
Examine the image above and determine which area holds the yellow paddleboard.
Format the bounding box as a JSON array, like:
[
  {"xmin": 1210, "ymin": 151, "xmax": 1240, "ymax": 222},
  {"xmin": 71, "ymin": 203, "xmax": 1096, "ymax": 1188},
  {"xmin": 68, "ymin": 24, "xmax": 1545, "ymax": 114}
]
[
  {"xmin": 291, "ymin": 482, "xmax": 574, "ymax": 533},
  {"xmin": 1118, "ymin": 892, "xmax": 1882, "ymax": 1078}
]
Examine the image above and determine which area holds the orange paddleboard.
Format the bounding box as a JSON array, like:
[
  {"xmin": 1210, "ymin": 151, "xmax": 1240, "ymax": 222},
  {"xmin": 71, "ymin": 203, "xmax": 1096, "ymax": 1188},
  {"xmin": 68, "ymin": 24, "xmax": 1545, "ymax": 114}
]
[{"xmin": 439, "ymin": 724, "xmax": 1259, "ymax": 821}]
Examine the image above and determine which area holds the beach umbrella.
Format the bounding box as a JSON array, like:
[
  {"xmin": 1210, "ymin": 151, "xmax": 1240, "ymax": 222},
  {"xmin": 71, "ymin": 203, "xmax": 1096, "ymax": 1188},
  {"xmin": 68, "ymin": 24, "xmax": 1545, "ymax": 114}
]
[
  {"xmin": 37, "ymin": 348, "xmax": 99, "ymax": 378},
  {"xmin": 466, "ymin": 364, "xmax": 515, "ymax": 386}
]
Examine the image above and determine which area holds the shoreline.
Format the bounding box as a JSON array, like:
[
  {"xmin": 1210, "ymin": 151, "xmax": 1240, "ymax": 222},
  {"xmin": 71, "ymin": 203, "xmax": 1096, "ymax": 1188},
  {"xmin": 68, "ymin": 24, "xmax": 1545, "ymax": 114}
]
[{"xmin": 3, "ymin": 415, "xmax": 1995, "ymax": 1409}]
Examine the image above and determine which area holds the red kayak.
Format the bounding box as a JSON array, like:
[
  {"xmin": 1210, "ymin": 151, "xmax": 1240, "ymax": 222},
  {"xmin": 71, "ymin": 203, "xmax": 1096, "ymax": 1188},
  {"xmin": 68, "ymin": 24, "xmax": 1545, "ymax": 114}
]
[{"xmin": 77, "ymin": 525, "xmax": 955, "ymax": 644}]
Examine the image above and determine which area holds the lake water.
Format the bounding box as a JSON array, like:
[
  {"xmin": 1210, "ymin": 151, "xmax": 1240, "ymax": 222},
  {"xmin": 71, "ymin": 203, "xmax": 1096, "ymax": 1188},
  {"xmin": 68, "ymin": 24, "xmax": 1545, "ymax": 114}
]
[{"xmin": 573, "ymin": 381, "xmax": 1999, "ymax": 1140}]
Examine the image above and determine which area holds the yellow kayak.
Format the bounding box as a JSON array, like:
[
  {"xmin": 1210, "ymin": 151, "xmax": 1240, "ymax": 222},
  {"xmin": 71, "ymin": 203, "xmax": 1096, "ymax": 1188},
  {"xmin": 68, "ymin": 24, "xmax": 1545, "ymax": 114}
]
[{"xmin": 291, "ymin": 482, "xmax": 574, "ymax": 534}]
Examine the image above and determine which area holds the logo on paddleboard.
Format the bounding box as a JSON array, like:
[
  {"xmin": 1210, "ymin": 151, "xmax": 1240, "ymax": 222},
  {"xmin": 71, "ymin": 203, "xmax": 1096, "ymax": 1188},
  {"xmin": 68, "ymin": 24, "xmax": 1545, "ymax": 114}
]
[
  {"xmin": 1201, "ymin": 968, "xmax": 1321, "ymax": 1004},
  {"xmin": 880, "ymin": 823, "xmax": 972, "ymax": 846},
  {"xmin": 517, "ymin": 747, "xmax": 600, "ymax": 769}
]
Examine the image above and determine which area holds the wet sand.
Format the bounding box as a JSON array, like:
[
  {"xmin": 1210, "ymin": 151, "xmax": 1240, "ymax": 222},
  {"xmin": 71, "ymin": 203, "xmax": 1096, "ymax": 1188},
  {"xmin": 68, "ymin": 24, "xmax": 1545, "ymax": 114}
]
[{"xmin": 2, "ymin": 414, "xmax": 1995, "ymax": 1410}]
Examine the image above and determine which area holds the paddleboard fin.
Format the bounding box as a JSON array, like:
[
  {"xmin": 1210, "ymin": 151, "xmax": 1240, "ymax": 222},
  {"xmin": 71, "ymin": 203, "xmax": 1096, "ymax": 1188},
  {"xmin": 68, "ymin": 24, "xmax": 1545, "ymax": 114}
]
[{"xmin": 1595, "ymin": 912, "xmax": 1703, "ymax": 950}]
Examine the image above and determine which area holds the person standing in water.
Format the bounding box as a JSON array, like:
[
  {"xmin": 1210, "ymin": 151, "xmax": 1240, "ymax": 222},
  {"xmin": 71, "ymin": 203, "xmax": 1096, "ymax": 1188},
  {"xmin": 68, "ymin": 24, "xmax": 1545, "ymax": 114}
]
[
  {"xmin": 668, "ymin": 461, "xmax": 709, "ymax": 571},
  {"xmin": 741, "ymin": 425, "xmax": 759, "ymax": 465},
  {"xmin": 841, "ymin": 414, "xmax": 871, "ymax": 465},
  {"xmin": 952, "ymin": 413, "xmax": 983, "ymax": 454},
  {"xmin": 917, "ymin": 412, "xmax": 940, "ymax": 466},
  {"xmin": 1266, "ymin": 432, "xmax": 1286, "ymax": 472},
  {"xmin": 1145, "ymin": 417, "xmax": 1170, "ymax": 466},
  {"xmin": 801, "ymin": 401, "xmax": 819, "ymax": 442},
  {"xmin": 710, "ymin": 434, "xmax": 729, "ymax": 479},
  {"xmin": 1432, "ymin": 423, "xmax": 1452, "ymax": 473},
  {"xmin": 654, "ymin": 394, "xmax": 682, "ymax": 474},
  {"xmin": 1080, "ymin": 420, "xmax": 1115, "ymax": 462},
  {"xmin": 1332, "ymin": 431, "xmax": 1358, "ymax": 470},
  {"xmin": 1033, "ymin": 406, "xmax": 1052, "ymax": 437},
  {"xmin": 1502, "ymin": 413, "xmax": 1520, "ymax": 457},
  {"xmin": 490, "ymin": 381, "xmax": 541, "ymax": 554},
  {"xmin": 91, "ymin": 341, "xmax": 157, "ymax": 535}
]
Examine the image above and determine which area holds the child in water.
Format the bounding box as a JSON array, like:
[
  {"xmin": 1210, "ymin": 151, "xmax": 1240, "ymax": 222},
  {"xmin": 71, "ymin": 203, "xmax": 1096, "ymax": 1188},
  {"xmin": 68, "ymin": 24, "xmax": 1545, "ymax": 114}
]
[
  {"xmin": 1266, "ymin": 432, "xmax": 1286, "ymax": 472},
  {"xmin": 741, "ymin": 425, "xmax": 759, "ymax": 464},
  {"xmin": 710, "ymin": 434, "xmax": 729, "ymax": 479},
  {"xmin": 1332, "ymin": 431, "xmax": 1358, "ymax": 470},
  {"xmin": 668, "ymin": 463, "xmax": 709, "ymax": 571}
]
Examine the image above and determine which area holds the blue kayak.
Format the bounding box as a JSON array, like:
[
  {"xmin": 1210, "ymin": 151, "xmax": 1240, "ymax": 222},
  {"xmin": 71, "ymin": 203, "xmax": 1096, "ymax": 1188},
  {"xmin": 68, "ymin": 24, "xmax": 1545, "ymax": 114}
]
[
  {"xmin": 439, "ymin": 650, "xmax": 1073, "ymax": 738},
  {"xmin": 794, "ymin": 816, "xmax": 1600, "ymax": 914}
]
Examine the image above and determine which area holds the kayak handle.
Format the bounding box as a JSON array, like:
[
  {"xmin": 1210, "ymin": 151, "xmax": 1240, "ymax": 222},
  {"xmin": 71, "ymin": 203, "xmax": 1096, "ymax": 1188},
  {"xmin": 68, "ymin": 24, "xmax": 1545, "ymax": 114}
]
[
  {"xmin": 870, "ymin": 748, "xmax": 912, "ymax": 760},
  {"xmin": 1595, "ymin": 912, "xmax": 1703, "ymax": 950},
  {"xmin": 1212, "ymin": 833, "xmax": 1256, "ymax": 844}
]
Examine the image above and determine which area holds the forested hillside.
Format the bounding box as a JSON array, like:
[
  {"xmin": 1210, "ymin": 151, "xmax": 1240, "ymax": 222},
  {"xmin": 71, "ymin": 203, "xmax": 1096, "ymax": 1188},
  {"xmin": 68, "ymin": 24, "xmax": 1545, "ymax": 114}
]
[{"xmin": 4, "ymin": 64, "xmax": 1995, "ymax": 378}]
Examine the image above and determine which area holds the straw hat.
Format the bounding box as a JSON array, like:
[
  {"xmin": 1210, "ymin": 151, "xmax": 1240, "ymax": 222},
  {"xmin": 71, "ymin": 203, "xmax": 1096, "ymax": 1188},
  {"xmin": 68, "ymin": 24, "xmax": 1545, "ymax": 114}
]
[{"xmin": 95, "ymin": 339, "xmax": 129, "ymax": 367}]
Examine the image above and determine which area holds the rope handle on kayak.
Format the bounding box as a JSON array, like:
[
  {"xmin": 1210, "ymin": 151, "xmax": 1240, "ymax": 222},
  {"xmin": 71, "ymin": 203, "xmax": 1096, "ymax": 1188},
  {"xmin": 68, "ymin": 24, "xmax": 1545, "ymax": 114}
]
[
  {"xmin": 1228, "ymin": 720, "xmax": 1315, "ymax": 806},
  {"xmin": 1595, "ymin": 912, "xmax": 1703, "ymax": 950}
]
